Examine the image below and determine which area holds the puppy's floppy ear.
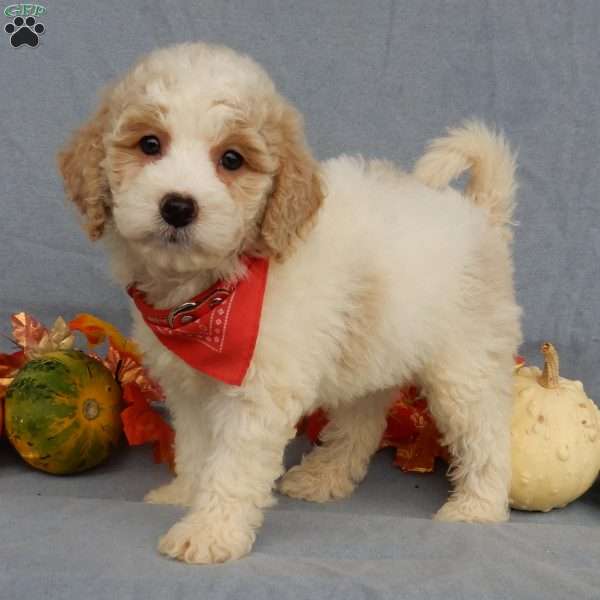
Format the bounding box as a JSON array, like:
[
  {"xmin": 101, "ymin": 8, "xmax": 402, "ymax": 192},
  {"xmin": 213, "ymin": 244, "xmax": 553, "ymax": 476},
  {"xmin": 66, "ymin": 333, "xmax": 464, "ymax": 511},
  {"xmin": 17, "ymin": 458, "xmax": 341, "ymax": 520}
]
[
  {"xmin": 260, "ymin": 103, "xmax": 324, "ymax": 260},
  {"xmin": 57, "ymin": 96, "xmax": 112, "ymax": 241}
]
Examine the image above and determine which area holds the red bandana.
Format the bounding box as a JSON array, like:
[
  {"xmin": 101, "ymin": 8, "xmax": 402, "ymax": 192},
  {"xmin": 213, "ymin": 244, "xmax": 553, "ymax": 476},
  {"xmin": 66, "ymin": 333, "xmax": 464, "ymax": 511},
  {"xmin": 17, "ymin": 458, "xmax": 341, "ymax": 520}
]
[{"xmin": 127, "ymin": 257, "xmax": 269, "ymax": 386}]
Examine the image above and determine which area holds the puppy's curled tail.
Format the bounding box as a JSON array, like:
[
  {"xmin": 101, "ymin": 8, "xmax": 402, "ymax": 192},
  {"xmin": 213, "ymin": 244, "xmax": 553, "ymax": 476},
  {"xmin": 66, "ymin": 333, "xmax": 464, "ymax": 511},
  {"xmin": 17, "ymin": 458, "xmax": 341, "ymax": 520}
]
[{"xmin": 414, "ymin": 121, "xmax": 517, "ymax": 233}]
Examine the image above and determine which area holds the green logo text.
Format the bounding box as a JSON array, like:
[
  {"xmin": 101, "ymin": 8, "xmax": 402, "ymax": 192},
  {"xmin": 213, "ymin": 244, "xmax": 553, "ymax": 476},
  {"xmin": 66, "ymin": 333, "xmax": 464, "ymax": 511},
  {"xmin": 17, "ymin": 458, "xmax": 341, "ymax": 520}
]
[{"xmin": 4, "ymin": 3, "xmax": 46, "ymax": 17}]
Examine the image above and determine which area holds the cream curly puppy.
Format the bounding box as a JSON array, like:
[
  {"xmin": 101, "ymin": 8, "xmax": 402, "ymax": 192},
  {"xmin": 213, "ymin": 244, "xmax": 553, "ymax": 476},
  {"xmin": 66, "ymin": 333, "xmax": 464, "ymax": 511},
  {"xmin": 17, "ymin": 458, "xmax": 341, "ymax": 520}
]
[{"xmin": 58, "ymin": 42, "xmax": 522, "ymax": 564}]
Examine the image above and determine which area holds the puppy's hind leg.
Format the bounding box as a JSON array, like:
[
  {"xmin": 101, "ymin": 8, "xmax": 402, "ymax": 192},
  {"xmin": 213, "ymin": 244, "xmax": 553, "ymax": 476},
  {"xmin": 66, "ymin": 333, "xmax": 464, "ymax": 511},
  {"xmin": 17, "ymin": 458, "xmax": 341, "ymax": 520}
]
[
  {"xmin": 280, "ymin": 389, "xmax": 393, "ymax": 502},
  {"xmin": 423, "ymin": 347, "xmax": 514, "ymax": 523}
]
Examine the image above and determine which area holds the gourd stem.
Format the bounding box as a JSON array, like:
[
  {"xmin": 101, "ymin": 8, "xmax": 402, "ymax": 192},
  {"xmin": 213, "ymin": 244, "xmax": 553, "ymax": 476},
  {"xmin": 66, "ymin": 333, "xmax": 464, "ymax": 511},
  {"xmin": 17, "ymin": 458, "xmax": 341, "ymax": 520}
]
[{"xmin": 538, "ymin": 342, "xmax": 560, "ymax": 389}]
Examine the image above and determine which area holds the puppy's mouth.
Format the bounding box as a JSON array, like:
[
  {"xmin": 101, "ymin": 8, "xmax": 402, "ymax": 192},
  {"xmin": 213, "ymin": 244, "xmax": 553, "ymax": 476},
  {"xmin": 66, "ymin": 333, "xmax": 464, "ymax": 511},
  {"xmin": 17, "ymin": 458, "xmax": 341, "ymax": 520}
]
[
  {"xmin": 165, "ymin": 229, "xmax": 185, "ymax": 245},
  {"xmin": 154, "ymin": 219, "xmax": 192, "ymax": 247}
]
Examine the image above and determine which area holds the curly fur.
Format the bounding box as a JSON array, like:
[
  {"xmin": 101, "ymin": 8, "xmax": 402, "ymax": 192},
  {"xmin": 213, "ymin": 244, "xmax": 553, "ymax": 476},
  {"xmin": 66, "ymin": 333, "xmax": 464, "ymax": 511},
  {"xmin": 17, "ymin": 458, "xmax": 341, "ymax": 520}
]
[
  {"xmin": 58, "ymin": 42, "xmax": 522, "ymax": 565},
  {"xmin": 57, "ymin": 98, "xmax": 112, "ymax": 240},
  {"xmin": 414, "ymin": 121, "xmax": 518, "ymax": 238}
]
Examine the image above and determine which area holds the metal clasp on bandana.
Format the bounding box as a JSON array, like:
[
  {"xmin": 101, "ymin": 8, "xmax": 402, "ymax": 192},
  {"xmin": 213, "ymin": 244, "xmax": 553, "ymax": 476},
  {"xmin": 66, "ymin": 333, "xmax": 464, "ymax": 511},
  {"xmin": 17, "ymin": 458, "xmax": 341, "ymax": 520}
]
[
  {"xmin": 166, "ymin": 288, "xmax": 231, "ymax": 328},
  {"xmin": 167, "ymin": 302, "xmax": 199, "ymax": 328}
]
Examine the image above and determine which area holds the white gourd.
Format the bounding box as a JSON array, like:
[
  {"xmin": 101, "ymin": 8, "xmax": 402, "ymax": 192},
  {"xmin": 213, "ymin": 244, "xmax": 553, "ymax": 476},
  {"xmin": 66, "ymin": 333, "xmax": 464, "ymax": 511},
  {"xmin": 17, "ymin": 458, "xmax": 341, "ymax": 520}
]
[{"xmin": 510, "ymin": 342, "xmax": 600, "ymax": 512}]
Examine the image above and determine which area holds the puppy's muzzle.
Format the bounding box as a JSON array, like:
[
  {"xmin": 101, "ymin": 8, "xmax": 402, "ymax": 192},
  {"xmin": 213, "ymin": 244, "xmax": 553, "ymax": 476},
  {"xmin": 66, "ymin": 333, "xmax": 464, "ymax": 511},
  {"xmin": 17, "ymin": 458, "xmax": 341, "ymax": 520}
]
[{"xmin": 160, "ymin": 193, "xmax": 198, "ymax": 228}]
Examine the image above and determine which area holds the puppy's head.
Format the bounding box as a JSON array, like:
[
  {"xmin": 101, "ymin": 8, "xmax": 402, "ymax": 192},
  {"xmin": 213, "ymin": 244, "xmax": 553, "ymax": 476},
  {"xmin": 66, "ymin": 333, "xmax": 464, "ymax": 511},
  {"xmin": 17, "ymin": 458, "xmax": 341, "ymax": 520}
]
[{"xmin": 58, "ymin": 43, "xmax": 323, "ymax": 275}]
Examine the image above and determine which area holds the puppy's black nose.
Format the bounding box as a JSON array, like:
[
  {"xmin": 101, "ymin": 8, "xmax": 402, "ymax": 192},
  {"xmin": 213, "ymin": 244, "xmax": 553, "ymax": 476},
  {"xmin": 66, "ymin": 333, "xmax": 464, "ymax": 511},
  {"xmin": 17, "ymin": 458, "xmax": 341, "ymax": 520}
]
[{"xmin": 160, "ymin": 194, "xmax": 198, "ymax": 228}]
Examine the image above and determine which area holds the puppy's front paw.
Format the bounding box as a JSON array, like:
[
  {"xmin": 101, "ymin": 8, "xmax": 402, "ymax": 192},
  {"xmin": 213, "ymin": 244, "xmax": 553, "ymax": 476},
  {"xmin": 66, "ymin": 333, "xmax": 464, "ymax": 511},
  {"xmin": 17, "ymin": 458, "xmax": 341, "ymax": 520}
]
[
  {"xmin": 279, "ymin": 462, "xmax": 356, "ymax": 502},
  {"xmin": 435, "ymin": 495, "xmax": 509, "ymax": 523},
  {"xmin": 158, "ymin": 517, "xmax": 255, "ymax": 564},
  {"xmin": 144, "ymin": 476, "xmax": 193, "ymax": 507}
]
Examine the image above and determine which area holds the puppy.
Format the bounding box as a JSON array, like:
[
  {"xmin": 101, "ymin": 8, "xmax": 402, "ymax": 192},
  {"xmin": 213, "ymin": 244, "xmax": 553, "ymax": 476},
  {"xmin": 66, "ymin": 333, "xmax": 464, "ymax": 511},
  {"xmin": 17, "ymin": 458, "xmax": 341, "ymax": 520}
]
[{"xmin": 58, "ymin": 42, "xmax": 522, "ymax": 564}]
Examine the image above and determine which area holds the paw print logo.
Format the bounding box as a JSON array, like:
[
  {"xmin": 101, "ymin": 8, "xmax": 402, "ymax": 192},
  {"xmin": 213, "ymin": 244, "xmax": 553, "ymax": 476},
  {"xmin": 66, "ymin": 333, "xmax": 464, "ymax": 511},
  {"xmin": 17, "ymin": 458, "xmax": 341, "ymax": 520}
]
[{"xmin": 4, "ymin": 16, "xmax": 45, "ymax": 47}]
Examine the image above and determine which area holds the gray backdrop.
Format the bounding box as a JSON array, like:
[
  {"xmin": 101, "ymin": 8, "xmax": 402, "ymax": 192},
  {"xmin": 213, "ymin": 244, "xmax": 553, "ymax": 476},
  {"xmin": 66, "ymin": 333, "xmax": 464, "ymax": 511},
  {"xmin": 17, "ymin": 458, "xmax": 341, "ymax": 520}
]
[{"xmin": 1, "ymin": 1, "xmax": 599, "ymax": 598}]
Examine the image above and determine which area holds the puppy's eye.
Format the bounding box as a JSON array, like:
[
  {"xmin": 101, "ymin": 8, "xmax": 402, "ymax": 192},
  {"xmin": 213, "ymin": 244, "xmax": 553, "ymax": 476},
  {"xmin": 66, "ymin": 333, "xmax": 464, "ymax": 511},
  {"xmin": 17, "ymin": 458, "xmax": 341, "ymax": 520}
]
[
  {"xmin": 139, "ymin": 135, "xmax": 161, "ymax": 156},
  {"xmin": 220, "ymin": 150, "xmax": 244, "ymax": 171}
]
